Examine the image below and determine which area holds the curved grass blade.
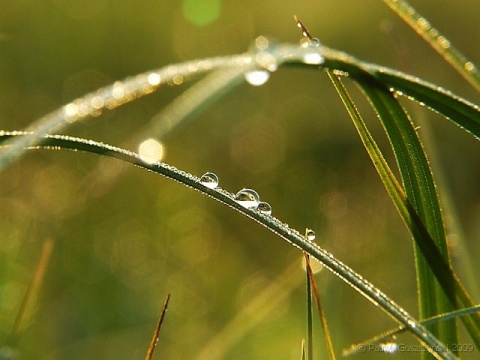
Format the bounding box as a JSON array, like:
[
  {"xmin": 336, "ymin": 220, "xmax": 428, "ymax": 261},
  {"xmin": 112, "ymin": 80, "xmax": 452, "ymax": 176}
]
[
  {"xmin": 358, "ymin": 78, "xmax": 456, "ymax": 346},
  {"xmin": 357, "ymin": 77, "xmax": 480, "ymax": 344},
  {"xmin": 0, "ymin": 54, "xmax": 254, "ymax": 172},
  {"xmin": 283, "ymin": 45, "xmax": 480, "ymax": 139},
  {"xmin": 0, "ymin": 131, "xmax": 458, "ymax": 360},
  {"xmin": 326, "ymin": 72, "xmax": 479, "ymax": 349},
  {"xmin": 343, "ymin": 304, "xmax": 480, "ymax": 357},
  {"xmin": 381, "ymin": 0, "xmax": 480, "ymax": 92}
]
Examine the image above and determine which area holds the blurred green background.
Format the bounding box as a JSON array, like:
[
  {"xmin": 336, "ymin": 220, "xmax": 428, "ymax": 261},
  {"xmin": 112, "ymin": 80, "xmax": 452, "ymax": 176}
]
[{"xmin": 0, "ymin": 1, "xmax": 479, "ymax": 359}]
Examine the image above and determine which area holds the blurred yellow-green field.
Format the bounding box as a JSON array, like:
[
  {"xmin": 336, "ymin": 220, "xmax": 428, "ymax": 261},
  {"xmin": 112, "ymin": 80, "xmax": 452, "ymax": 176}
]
[{"xmin": 0, "ymin": 1, "xmax": 479, "ymax": 359}]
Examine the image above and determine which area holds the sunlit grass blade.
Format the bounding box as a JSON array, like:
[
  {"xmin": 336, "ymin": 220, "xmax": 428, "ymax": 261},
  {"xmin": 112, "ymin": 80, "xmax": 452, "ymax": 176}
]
[
  {"xmin": 356, "ymin": 77, "xmax": 480, "ymax": 345},
  {"xmin": 145, "ymin": 293, "xmax": 171, "ymax": 360},
  {"xmin": 0, "ymin": 131, "xmax": 458, "ymax": 360},
  {"xmin": 4, "ymin": 237, "xmax": 54, "ymax": 354},
  {"xmin": 343, "ymin": 304, "xmax": 480, "ymax": 357},
  {"xmin": 357, "ymin": 77, "xmax": 456, "ymax": 345},
  {"xmin": 0, "ymin": 55, "xmax": 253, "ymax": 172},
  {"xmin": 304, "ymin": 253, "xmax": 336, "ymax": 360},
  {"xmin": 371, "ymin": 69, "xmax": 480, "ymax": 139},
  {"xmin": 326, "ymin": 72, "xmax": 480, "ymax": 350},
  {"xmin": 284, "ymin": 46, "xmax": 480, "ymax": 139},
  {"xmin": 300, "ymin": 339, "xmax": 306, "ymax": 360},
  {"xmin": 381, "ymin": 0, "xmax": 480, "ymax": 92},
  {"xmin": 139, "ymin": 67, "xmax": 247, "ymax": 142}
]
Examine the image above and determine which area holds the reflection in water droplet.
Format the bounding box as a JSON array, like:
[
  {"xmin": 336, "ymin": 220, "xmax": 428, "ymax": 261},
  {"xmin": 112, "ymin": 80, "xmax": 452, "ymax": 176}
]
[
  {"xmin": 257, "ymin": 202, "xmax": 272, "ymax": 215},
  {"xmin": 306, "ymin": 229, "xmax": 316, "ymax": 242},
  {"xmin": 235, "ymin": 188, "xmax": 260, "ymax": 209},
  {"xmin": 244, "ymin": 70, "xmax": 270, "ymax": 86},
  {"xmin": 200, "ymin": 172, "xmax": 219, "ymax": 189}
]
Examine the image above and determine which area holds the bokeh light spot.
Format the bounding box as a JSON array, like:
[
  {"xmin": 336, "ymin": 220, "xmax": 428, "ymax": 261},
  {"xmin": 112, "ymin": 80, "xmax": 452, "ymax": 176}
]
[
  {"xmin": 138, "ymin": 138, "xmax": 164, "ymax": 164},
  {"xmin": 182, "ymin": 0, "xmax": 221, "ymax": 26}
]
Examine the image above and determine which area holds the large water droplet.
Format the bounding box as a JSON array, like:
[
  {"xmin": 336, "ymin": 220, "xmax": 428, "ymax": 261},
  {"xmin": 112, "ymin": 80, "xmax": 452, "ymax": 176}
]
[
  {"xmin": 306, "ymin": 229, "xmax": 316, "ymax": 242},
  {"xmin": 200, "ymin": 172, "xmax": 219, "ymax": 189},
  {"xmin": 235, "ymin": 188, "xmax": 260, "ymax": 209},
  {"xmin": 257, "ymin": 202, "xmax": 272, "ymax": 215},
  {"xmin": 244, "ymin": 70, "xmax": 270, "ymax": 86}
]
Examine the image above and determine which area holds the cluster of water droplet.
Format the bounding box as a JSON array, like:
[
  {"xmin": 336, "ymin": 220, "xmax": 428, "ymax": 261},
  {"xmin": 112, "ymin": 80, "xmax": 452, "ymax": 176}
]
[
  {"xmin": 199, "ymin": 172, "xmax": 273, "ymax": 215},
  {"xmin": 234, "ymin": 188, "xmax": 272, "ymax": 215},
  {"xmin": 199, "ymin": 172, "xmax": 320, "ymax": 241}
]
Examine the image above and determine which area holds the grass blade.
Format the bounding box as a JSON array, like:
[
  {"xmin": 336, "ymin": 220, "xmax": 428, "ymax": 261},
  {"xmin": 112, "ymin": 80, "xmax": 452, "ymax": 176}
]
[
  {"xmin": 356, "ymin": 76, "xmax": 480, "ymax": 345},
  {"xmin": 343, "ymin": 304, "xmax": 480, "ymax": 357},
  {"xmin": 305, "ymin": 253, "xmax": 313, "ymax": 360},
  {"xmin": 326, "ymin": 72, "xmax": 480, "ymax": 349},
  {"xmin": 358, "ymin": 78, "xmax": 456, "ymax": 345},
  {"xmin": 381, "ymin": 0, "xmax": 480, "ymax": 92},
  {"xmin": 304, "ymin": 253, "xmax": 336, "ymax": 360},
  {"xmin": 0, "ymin": 131, "xmax": 459, "ymax": 360},
  {"xmin": 8, "ymin": 238, "xmax": 54, "ymax": 347},
  {"xmin": 145, "ymin": 294, "xmax": 171, "ymax": 360}
]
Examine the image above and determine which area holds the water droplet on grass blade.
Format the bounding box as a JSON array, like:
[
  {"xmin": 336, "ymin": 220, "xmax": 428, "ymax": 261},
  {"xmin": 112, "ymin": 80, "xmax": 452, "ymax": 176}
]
[
  {"xmin": 257, "ymin": 202, "xmax": 272, "ymax": 215},
  {"xmin": 303, "ymin": 51, "xmax": 324, "ymax": 65},
  {"xmin": 244, "ymin": 70, "xmax": 270, "ymax": 86},
  {"xmin": 235, "ymin": 188, "xmax": 260, "ymax": 209},
  {"xmin": 306, "ymin": 229, "xmax": 316, "ymax": 242},
  {"xmin": 200, "ymin": 172, "xmax": 219, "ymax": 189},
  {"xmin": 380, "ymin": 340, "xmax": 398, "ymax": 354}
]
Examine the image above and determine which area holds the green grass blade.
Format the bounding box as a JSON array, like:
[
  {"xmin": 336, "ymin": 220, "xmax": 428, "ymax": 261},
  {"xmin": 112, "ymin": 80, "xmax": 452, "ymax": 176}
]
[
  {"xmin": 326, "ymin": 72, "xmax": 480, "ymax": 349},
  {"xmin": 0, "ymin": 131, "xmax": 459, "ymax": 360},
  {"xmin": 343, "ymin": 304, "xmax": 480, "ymax": 357},
  {"xmin": 370, "ymin": 69, "xmax": 480, "ymax": 139},
  {"xmin": 381, "ymin": 0, "xmax": 480, "ymax": 92},
  {"xmin": 284, "ymin": 46, "xmax": 480, "ymax": 139},
  {"xmin": 358, "ymin": 79, "xmax": 455, "ymax": 343}
]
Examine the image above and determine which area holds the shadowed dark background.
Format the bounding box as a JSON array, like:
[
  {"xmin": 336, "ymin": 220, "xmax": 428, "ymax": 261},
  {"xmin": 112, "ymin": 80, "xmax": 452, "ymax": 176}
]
[{"xmin": 0, "ymin": 1, "xmax": 479, "ymax": 359}]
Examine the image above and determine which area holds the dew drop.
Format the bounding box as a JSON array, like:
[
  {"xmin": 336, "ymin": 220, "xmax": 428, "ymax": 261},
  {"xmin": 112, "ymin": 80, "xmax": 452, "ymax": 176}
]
[
  {"xmin": 235, "ymin": 188, "xmax": 260, "ymax": 209},
  {"xmin": 303, "ymin": 51, "xmax": 324, "ymax": 65},
  {"xmin": 257, "ymin": 202, "xmax": 272, "ymax": 215},
  {"xmin": 245, "ymin": 36, "xmax": 278, "ymax": 85},
  {"xmin": 244, "ymin": 70, "xmax": 270, "ymax": 86},
  {"xmin": 380, "ymin": 340, "xmax": 398, "ymax": 354},
  {"xmin": 306, "ymin": 229, "xmax": 316, "ymax": 242},
  {"xmin": 200, "ymin": 172, "xmax": 219, "ymax": 189},
  {"xmin": 464, "ymin": 62, "xmax": 475, "ymax": 72}
]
